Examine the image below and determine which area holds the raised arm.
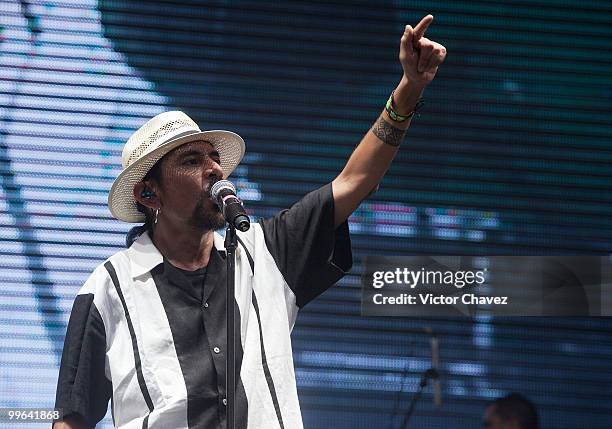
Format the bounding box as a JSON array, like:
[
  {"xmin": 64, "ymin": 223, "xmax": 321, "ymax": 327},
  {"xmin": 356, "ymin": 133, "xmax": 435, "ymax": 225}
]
[{"xmin": 332, "ymin": 14, "xmax": 446, "ymax": 227}]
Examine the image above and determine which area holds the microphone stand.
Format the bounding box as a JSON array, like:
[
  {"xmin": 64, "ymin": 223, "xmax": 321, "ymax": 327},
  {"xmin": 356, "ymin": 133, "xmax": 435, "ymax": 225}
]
[
  {"xmin": 395, "ymin": 328, "xmax": 441, "ymax": 429},
  {"xmin": 225, "ymin": 225, "xmax": 237, "ymax": 429},
  {"xmin": 399, "ymin": 368, "xmax": 439, "ymax": 429}
]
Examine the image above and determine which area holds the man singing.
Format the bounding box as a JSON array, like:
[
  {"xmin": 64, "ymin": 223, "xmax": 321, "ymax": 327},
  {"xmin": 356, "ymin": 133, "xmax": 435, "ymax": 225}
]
[{"xmin": 53, "ymin": 15, "xmax": 446, "ymax": 429}]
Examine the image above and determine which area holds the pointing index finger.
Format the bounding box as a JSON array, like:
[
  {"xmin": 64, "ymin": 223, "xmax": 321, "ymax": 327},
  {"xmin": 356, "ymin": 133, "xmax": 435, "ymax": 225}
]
[{"xmin": 413, "ymin": 14, "xmax": 433, "ymax": 41}]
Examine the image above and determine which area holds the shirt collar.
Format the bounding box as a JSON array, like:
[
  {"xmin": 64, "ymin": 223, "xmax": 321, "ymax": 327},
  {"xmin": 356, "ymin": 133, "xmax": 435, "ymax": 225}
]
[
  {"xmin": 127, "ymin": 231, "xmax": 163, "ymax": 278},
  {"xmin": 127, "ymin": 230, "xmax": 228, "ymax": 278},
  {"xmin": 213, "ymin": 231, "xmax": 226, "ymax": 253}
]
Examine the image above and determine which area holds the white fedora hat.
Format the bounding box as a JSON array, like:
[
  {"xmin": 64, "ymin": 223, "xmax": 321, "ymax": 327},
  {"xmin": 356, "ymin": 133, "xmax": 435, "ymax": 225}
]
[{"xmin": 108, "ymin": 111, "xmax": 245, "ymax": 222}]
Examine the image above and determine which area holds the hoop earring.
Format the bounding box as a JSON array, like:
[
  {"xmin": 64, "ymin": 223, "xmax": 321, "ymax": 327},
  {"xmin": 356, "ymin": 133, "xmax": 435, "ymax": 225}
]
[{"xmin": 154, "ymin": 208, "xmax": 160, "ymax": 225}]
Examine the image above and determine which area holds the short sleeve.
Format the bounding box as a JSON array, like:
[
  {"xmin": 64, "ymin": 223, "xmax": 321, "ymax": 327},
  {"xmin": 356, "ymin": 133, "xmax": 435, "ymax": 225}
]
[
  {"xmin": 54, "ymin": 293, "xmax": 112, "ymax": 427},
  {"xmin": 259, "ymin": 182, "xmax": 352, "ymax": 307}
]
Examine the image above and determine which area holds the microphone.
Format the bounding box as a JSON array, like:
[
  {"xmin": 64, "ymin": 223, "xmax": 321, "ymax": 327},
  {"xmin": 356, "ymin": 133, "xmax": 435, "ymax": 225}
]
[
  {"xmin": 210, "ymin": 180, "xmax": 250, "ymax": 232},
  {"xmin": 430, "ymin": 335, "xmax": 442, "ymax": 408}
]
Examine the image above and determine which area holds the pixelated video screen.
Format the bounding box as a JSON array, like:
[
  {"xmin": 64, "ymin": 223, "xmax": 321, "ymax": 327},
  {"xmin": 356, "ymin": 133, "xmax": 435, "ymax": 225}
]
[{"xmin": 1, "ymin": 1, "xmax": 611, "ymax": 428}]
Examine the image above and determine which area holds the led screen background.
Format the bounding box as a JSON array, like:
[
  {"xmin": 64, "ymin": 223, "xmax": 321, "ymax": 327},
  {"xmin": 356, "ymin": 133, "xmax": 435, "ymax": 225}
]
[{"xmin": 0, "ymin": 0, "xmax": 611, "ymax": 428}]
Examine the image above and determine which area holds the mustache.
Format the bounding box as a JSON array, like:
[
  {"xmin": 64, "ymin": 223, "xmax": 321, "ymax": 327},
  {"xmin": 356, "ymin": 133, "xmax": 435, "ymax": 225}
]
[
  {"xmin": 202, "ymin": 175, "xmax": 221, "ymax": 199},
  {"xmin": 194, "ymin": 174, "xmax": 223, "ymax": 215},
  {"xmin": 204, "ymin": 175, "xmax": 222, "ymax": 198}
]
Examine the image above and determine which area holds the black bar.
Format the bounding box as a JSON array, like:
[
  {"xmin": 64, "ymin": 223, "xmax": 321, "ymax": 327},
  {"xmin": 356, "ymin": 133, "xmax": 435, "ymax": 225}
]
[{"xmin": 225, "ymin": 226, "xmax": 237, "ymax": 429}]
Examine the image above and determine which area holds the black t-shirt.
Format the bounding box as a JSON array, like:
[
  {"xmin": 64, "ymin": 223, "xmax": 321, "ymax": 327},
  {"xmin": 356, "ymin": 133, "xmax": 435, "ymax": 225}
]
[{"xmin": 174, "ymin": 265, "xmax": 207, "ymax": 301}]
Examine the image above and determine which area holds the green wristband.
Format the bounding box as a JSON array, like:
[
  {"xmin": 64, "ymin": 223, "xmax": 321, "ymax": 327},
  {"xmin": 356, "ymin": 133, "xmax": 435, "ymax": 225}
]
[{"xmin": 385, "ymin": 90, "xmax": 424, "ymax": 122}]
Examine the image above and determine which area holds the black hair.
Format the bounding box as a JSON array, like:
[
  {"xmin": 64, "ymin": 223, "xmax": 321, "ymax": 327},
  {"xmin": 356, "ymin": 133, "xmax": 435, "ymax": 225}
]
[
  {"xmin": 489, "ymin": 393, "xmax": 539, "ymax": 429},
  {"xmin": 125, "ymin": 159, "xmax": 164, "ymax": 247}
]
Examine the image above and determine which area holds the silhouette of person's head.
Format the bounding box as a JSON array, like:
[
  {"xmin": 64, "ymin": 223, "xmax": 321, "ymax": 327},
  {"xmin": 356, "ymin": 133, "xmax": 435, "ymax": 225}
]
[{"xmin": 483, "ymin": 393, "xmax": 539, "ymax": 429}]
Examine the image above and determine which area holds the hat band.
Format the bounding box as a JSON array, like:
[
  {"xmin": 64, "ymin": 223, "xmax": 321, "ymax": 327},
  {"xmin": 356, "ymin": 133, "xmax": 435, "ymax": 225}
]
[{"xmin": 125, "ymin": 128, "xmax": 202, "ymax": 169}]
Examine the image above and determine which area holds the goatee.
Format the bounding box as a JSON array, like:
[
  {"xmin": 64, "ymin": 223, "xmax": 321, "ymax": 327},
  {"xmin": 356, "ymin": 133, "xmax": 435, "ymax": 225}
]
[{"xmin": 192, "ymin": 176, "xmax": 226, "ymax": 231}]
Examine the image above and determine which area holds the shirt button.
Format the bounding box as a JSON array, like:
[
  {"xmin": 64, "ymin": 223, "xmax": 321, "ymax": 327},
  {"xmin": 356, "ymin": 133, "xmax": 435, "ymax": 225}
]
[
  {"xmin": 223, "ymin": 398, "xmax": 227, "ymax": 406},
  {"xmin": 213, "ymin": 346, "xmax": 220, "ymax": 354},
  {"xmin": 203, "ymin": 302, "xmax": 209, "ymax": 308}
]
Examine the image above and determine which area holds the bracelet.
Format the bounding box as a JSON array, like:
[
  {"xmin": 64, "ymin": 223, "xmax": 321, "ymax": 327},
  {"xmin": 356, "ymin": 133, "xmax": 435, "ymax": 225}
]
[{"xmin": 385, "ymin": 90, "xmax": 424, "ymax": 122}]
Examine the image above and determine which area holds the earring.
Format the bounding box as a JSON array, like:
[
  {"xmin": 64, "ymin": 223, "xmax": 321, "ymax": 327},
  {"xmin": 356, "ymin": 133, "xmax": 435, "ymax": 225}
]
[{"xmin": 154, "ymin": 208, "xmax": 160, "ymax": 225}]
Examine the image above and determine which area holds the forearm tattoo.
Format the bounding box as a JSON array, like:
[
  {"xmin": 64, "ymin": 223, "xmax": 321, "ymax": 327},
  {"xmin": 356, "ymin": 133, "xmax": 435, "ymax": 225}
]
[{"xmin": 371, "ymin": 115, "xmax": 406, "ymax": 147}]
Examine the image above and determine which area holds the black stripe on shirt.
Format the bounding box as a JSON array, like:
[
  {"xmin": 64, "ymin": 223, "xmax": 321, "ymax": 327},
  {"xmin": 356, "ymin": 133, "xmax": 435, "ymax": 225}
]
[
  {"xmin": 104, "ymin": 261, "xmax": 155, "ymax": 413},
  {"xmin": 54, "ymin": 293, "xmax": 112, "ymax": 427},
  {"xmin": 251, "ymin": 291, "xmax": 285, "ymax": 429}
]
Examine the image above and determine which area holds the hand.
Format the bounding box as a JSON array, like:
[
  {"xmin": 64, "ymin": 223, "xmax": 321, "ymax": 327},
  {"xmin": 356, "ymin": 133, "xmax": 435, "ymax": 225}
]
[{"xmin": 399, "ymin": 15, "xmax": 447, "ymax": 88}]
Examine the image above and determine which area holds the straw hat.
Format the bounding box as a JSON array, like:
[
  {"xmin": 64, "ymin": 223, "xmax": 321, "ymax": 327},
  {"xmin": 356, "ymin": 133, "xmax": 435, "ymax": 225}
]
[{"xmin": 108, "ymin": 111, "xmax": 245, "ymax": 222}]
